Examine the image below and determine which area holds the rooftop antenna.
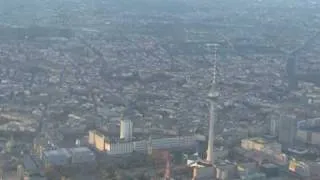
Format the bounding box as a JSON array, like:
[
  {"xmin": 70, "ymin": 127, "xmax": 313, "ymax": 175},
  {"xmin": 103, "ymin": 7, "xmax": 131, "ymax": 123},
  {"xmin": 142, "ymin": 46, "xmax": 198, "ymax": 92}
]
[
  {"xmin": 120, "ymin": 112, "xmax": 124, "ymax": 121},
  {"xmin": 206, "ymin": 43, "xmax": 218, "ymax": 85}
]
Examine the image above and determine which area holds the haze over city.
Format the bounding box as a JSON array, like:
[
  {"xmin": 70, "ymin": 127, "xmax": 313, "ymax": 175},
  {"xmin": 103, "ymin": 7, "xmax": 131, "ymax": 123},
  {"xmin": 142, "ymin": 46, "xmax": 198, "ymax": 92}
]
[{"xmin": 0, "ymin": 0, "xmax": 320, "ymax": 179}]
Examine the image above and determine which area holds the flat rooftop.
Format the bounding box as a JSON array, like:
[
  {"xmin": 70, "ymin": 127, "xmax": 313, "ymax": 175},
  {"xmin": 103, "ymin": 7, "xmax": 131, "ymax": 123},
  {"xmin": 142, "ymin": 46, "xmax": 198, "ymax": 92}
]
[
  {"xmin": 23, "ymin": 155, "xmax": 39, "ymax": 172},
  {"xmin": 196, "ymin": 161, "xmax": 213, "ymax": 167},
  {"xmin": 261, "ymin": 163, "xmax": 278, "ymax": 168},
  {"xmin": 91, "ymin": 129, "xmax": 184, "ymax": 143},
  {"xmin": 246, "ymin": 137, "xmax": 275, "ymax": 144},
  {"xmin": 299, "ymin": 126, "xmax": 320, "ymax": 132}
]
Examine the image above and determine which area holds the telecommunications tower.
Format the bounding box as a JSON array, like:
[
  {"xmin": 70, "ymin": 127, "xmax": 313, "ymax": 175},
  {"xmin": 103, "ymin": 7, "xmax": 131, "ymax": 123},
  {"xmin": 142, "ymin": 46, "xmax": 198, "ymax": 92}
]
[{"xmin": 206, "ymin": 44, "xmax": 219, "ymax": 165}]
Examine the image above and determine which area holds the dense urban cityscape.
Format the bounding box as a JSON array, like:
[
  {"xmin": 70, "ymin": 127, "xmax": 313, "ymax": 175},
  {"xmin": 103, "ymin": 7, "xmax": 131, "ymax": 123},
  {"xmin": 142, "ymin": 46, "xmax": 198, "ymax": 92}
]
[{"xmin": 0, "ymin": 0, "xmax": 320, "ymax": 179}]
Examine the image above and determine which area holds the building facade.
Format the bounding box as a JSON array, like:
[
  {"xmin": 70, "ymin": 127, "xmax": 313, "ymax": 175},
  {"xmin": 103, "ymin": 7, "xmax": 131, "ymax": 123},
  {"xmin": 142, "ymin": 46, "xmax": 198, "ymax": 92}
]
[
  {"xmin": 42, "ymin": 147, "xmax": 96, "ymax": 168},
  {"xmin": 88, "ymin": 130, "xmax": 196, "ymax": 155},
  {"xmin": 120, "ymin": 120, "xmax": 133, "ymax": 141},
  {"xmin": 192, "ymin": 166, "xmax": 215, "ymax": 180},
  {"xmin": 241, "ymin": 137, "xmax": 282, "ymax": 153},
  {"xmin": 278, "ymin": 115, "xmax": 297, "ymax": 147},
  {"xmin": 296, "ymin": 118, "xmax": 320, "ymax": 145}
]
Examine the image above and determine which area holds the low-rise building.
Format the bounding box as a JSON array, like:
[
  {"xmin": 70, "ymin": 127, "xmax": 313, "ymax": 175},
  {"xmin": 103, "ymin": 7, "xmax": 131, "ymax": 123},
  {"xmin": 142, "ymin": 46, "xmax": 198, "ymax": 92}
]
[
  {"xmin": 42, "ymin": 147, "xmax": 96, "ymax": 168},
  {"xmin": 215, "ymin": 161, "xmax": 236, "ymax": 180},
  {"xmin": 192, "ymin": 165, "xmax": 214, "ymax": 180},
  {"xmin": 21, "ymin": 155, "xmax": 46, "ymax": 180},
  {"xmin": 88, "ymin": 129, "xmax": 196, "ymax": 155},
  {"xmin": 297, "ymin": 118, "xmax": 320, "ymax": 145},
  {"xmin": 241, "ymin": 137, "xmax": 281, "ymax": 153},
  {"xmin": 68, "ymin": 147, "xmax": 96, "ymax": 164},
  {"xmin": 133, "ymin": 140, "xmax": 148, "ymax": 152},
  {"xmin": 106, "ymin": 141, "xmax": 134, "ymax": 155},
  {"xmin": 43, "ymin": 148, "xmax": 71, "ymax": 168},
  {"xmin": 288, "ymin": 159, "xmax": 320, "ymax": 178}
]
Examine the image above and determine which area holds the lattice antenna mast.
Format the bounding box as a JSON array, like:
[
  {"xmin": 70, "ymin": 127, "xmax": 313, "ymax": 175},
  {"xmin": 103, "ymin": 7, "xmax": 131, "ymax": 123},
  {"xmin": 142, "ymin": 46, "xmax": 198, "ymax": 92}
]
[
  {"xmin": 120, "ymin": 112, "xmax": 124, "ymax": 121},
  {"xmin": 207, "ymin": 43, "xmax": 219, "ymax": 98},
  {"xmin": 212, "ymin": 44, "xmax": 218, "ymax": 86}
]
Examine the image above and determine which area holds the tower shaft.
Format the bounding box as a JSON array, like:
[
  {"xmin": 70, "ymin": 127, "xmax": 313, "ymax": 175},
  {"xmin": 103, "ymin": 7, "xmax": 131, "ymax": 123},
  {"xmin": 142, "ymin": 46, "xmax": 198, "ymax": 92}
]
[
  {"xmin": 206, "ymin": 99, "xmax": 216, "ymax": 163},
  {"xmin": 205, "ymin": 43, "xmax": 219, "ymax": 164}
]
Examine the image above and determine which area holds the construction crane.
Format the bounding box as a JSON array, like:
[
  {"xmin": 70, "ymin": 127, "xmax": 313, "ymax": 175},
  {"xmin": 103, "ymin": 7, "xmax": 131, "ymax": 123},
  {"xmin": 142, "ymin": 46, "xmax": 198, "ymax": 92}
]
[{"xmin": 150, "ymin": 150, "xmax": 175, "ymax": 180}]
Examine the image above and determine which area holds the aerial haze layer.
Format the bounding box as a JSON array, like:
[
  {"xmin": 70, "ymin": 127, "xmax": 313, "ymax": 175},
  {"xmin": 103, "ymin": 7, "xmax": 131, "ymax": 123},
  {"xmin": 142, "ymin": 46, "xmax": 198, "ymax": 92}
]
[{"xmin": 0, "ymin": 0, "xmax": 320, "ymax": 179}]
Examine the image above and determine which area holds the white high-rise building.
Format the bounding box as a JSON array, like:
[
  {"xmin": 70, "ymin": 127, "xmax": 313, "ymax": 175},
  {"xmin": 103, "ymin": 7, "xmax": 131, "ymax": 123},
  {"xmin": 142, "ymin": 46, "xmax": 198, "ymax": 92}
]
[
  {"xmin": 120, "ymin": 119, "xmax": 133, "ymax": 141},
  {"xmin": 270, "ymin": 115, "xmax": 279, "ymax": 137}
]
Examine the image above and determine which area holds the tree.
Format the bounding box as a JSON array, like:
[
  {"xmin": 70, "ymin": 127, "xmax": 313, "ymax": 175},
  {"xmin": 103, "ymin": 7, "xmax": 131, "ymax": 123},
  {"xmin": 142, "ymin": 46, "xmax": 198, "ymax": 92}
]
[
  {"xmin": 114, "ymin": 170, "xmax": 122, "ymax": 180},
  {"xmin": 99, "ymin": 167, "xmax": 116, "ymax": 180},
  {"xmin": 135, "ymin": 172, "xmax": 149, "ymax": 180},
  {"xmin": 0, "ymin": 168, "xmax": 3, "ymax": 179}
]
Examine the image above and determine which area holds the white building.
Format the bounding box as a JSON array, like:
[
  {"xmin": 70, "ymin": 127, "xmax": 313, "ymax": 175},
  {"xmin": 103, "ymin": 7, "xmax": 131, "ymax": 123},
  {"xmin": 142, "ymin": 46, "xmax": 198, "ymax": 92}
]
[
  {"xmin": 133, "ymin": 140, "xmax": 148, "ymax": 152},
  {"xmin": 150, "ymin": 136, "xmax": 196, "ymax": 150},
  {"xmin": 105, "ymin": 142, "xmax": 134, "ymax": 155},
  {"xmin": 120, "ymin": 119, "xmax": 133, "ymax": 141},
  {"xmin": 89, "ymin": 129, "xmax": 196, "ymax": 155},
  {"xmin": 105, "ymin": 136, "xmax": 196, "ymax": 155},
  {"xmin": 269, "ymin": 113, "xmax": 279, "ymax": 137}
]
